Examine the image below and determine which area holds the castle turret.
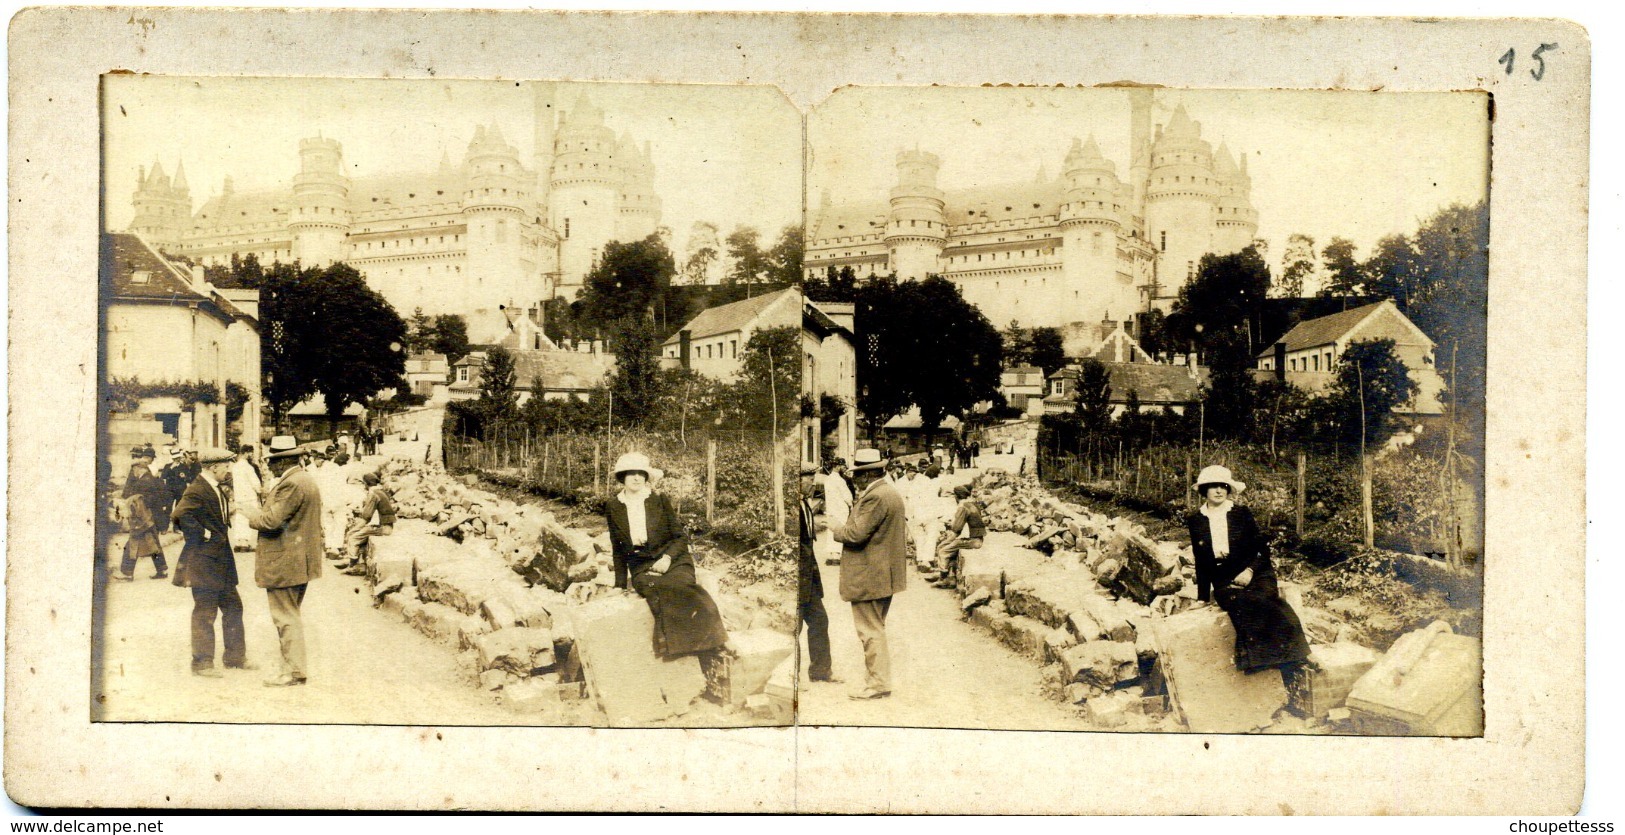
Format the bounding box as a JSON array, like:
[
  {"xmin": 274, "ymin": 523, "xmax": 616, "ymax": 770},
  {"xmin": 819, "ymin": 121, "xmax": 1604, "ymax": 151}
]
[
  {"xmin": 549, "ymin": 94, "xmax": 620, "ymax": 298},
  {"xmin": 461, "ymin": 122, "xmax": 537, "ymax": 335},
  {"xmin": 885, "ymin": 148, "xmax": 946, "ymax": 280},
  {"xmin": 289, "ymin": 136, "xmax": 350, "ymax": 266},
  {"xmin": 1059, "ymin": 136, "xmax": 1138, "ymax": 320},
  {"xmin": 616, "ymin": 135, "xmax": 662, "ymax": 243},
  {"xmin": 1212, "ymin": 143, "xmax": 1259, "ymax": 254},
  {"xmin": 130, "ymin": 159, "xmax": 192, "ymax": 252},
  {"xmin": 1144, "ymin": 104, "xmax": 1219, "ymax": 304}
]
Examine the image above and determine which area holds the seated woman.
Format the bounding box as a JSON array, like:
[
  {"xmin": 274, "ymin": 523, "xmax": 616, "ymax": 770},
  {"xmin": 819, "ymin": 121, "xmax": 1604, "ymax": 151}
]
[
  {"xmin": 604, "ymin": 453, "xmax": 730, "ymax": 687},
  {"xmin": 1186, "ymin": 465, "xmax": 1310, "ymax": 689}
]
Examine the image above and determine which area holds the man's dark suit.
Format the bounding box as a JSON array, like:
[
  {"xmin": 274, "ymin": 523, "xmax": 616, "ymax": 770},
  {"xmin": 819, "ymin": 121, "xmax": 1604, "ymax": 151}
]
[{"xmin": 172, "ymin": 475, "xmax": 245, "ymax": 671}]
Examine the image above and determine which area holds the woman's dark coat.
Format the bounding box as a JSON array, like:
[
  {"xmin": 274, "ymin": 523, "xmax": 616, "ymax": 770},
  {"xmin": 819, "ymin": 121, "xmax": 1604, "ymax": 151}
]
[
  {"xmin": 605, "ymin": 492, "xmax": 728, "ymax": 658},
  {"xmin": 1186, "ymin": 504, "xmax": 1309, "ymax": 672}
]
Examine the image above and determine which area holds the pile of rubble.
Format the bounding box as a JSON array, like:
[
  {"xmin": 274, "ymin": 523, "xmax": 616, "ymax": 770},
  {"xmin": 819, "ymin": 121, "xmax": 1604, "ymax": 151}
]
[
  {"xmin": 950, "ymin": 470, "xmax": 1481, "ymax": 735},
  {"xmin": 356, "ymin": 458, "xmax": 796, "ymax": 725}
]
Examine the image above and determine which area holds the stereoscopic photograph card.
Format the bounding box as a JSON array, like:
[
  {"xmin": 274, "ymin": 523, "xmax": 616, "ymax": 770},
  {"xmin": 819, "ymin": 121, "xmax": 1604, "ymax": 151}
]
[{"xmin": 6, "ymin": 9, "xmax": 1590, "ymax": 814}]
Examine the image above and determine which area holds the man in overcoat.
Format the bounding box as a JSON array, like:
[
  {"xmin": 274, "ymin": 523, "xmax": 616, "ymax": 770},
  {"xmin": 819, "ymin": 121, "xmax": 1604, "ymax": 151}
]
[
  {"xmin": 798, "ymin": 465, "xmax": 837, "ymax": 684},
  {"xmin": 116, "ymin": 446, "xmax": 170, "ymax": 581},
  {"xmin": 248, "ymin": 435, "xmax": 325, "ymax": 687},
  {"xmin": 171, "ymin": 447, "xmax": 254, "ymax": 678},
  {"xmin": 832, "ymin": 448, "xmax": 909, "ymax": 700}
]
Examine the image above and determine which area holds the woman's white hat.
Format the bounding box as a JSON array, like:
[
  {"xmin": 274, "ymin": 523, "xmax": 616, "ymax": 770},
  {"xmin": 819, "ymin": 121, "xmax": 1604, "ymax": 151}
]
[
  {"xmin": 1193, "ymin": 464, "xmax": 1246, "ymax": 495},
  {"xmin": 612, "ymin": 452, "xmax": 663, "ymax": 482}
]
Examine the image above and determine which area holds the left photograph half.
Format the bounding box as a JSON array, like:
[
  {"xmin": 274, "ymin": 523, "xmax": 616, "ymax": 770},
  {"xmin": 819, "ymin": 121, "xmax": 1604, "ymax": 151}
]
[{"xmin": 95, "ymin": 76, "xmax": 805, "ymax": 727}]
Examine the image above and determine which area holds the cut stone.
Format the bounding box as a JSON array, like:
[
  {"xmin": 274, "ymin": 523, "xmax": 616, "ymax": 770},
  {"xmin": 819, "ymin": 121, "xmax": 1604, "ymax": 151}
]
[
  {"xmin": 419, "ymin": 557, "xmax": 530, "ymax": 616},
  {"xmin": 1059, "ymin": 641, "xmax": 1138, "ymax": 690},
  {"xmin": 1289, "ymin": 641, "xmax": 1381, "ymax": 718},
  {"xmin": 721, "ymin": 629, "xmax": 796, "ymax": 707},
  {"xmin": 475, "ymin": 626, "xmax": 557, "ymax": 675},
  {"xmin": 959, "ymin": 533, "xmax": 1048, "ymax": 598},
  {"xmin": 1151, "ymin": 607, "xmax": 1287, "ymax": 733},
  {"xmin": 571, "ymin": 594, "xmax": 706, "ymax": 726},
  {"xmin": 1346, "ymin": 621, "xmax": 1482, "ymax": 736},
  {"xmin": 502, "ymin": 677, "xmax": 562, "ymax": 713}
]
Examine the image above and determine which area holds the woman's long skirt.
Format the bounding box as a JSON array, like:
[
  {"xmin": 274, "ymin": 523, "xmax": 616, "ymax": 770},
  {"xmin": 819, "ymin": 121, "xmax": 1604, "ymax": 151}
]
[
  {"xmin": 631, "ymin": 562, "xmax": 729, "ymax": 658},
  {"xmin": 1215, "ymin": 580, "xmax": 1311, "ymax": 672}
]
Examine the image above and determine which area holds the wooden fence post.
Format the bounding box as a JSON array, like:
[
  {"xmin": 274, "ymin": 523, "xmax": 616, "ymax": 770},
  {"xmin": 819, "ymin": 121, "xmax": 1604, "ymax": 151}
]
[
  {"xmin": 706, "ymin": 438, "xmax": 718, "ymax": 524},
  {"xmin": 1295, "ymin": 451, "xmax": 1307, "ymax": 538},
  {"xmin": 1361, "ymin": 455, "xmax": 1375, "ymax": 548},
  {"xmin": 772, "ymin": 440, "xmax": 785, "ymax": 537},
  {"xmin": 594, "ymin": 442, "xmax": 603, "ymax": 495}
]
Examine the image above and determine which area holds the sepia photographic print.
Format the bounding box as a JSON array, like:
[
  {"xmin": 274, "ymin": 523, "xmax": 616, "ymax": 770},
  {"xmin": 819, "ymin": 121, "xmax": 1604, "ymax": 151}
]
[{"xmin": 8, "ymin": 10, "xmax": 1591, "ymax": 813}]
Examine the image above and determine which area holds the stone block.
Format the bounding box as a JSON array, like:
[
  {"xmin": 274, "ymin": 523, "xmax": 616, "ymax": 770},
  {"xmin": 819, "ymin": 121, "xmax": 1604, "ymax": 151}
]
[
  {"xmin": 480, "ymin": 668, "xmax": 520, "ymax": 691},
  {"xmin": 502, "ymin": 677, "xmax": 563, "ymax": 713},
  {"xmin": 571, "ymin": 594, "xmax": 706, "ymax": 726},
  {"xmin": 475, "ymin": 626, "xmax": 557, "ymax": 675},
  {"xmin": 959, "ymin": 533, "xmax": 1048, "ymax": 598},
  {"xmin": 457, "ymin": 616, "xmax": 495, "ymax": 651},
  {"xmin": 1005, "ymin": 570, "xmax": 1101, "ymax": 631},
  {"xmin": 1043, "ymin": 627, "xmax": 1078, "ymax": 664},
  {"xmin": 1152, "ymin": 607, "xmax": 1287, "ymax": 733},
  {"xmin": 1347, "ymin": 622, "xmax": 1482, "ymax": 736},
  {"xmin": 1114, "ymin": 532, "xmax": 1183, "ymax": 605},
  {"xmin": 1059, "ymin": 641, "xmax": 1138, "ymax": 690},
  {"xmin": 960, "ymin": 587, "xmax": 993, "ymax": 613},
  {"xmin": 722, "ymin": 629, "xmax": 796, "ymax": 707},
  {"xmin": 1075, "ymin": 591, "xmax": 1135, "ymax": 643},
  {"xmin": 1063, "ymin": 683, "xmax": 1093, "ymax": 704},
  {"xmin": 402, "ymin": 599, "xmax": 473, "ymax": 647},
  {"xmin": 968, "ymin": 601, "xmax": 1011, "ymax": 635},
  {"xmin": 376, "ymin": 588, "xmax": 412, "ymax": 618},
  {"xmin": 987, "ymin": 613, "xmax": 1051, "ymax": 659},
  {"xmin": 529, "ymin": 520, "xmax": 600, "ymax": 592},
  {"xmin": 1085, "ymin": 690, "xmax": 1135, "ymax": 727},
  {"xmin": 1289, "ymin": 642, "xmax": 1381, "ymax": 718},
  {"xmin": 478, "ymin": 584, "xmax": 561, "ymax": 631},
  {"xmin": 418, "ymin": 556, "xmax": 530, "ymax": 616}
]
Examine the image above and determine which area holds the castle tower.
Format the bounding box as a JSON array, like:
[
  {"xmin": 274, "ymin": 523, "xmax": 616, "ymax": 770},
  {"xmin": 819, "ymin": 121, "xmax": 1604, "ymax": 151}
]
[
  {"xmin": 289, "ymin": 136, "xmax": 351, "ymax": 266},
  {"xmin": 549, "ymin": 94, "xmax": 620, "ymax": 298},
  {"xmin": 1212, "ymin": 143, "xmax": 1260, "ymax": 254},
  {"xmin": 885, "ymin": 149, "xmax": 947, "ymax": 280},
  {"xmin": 1144, "ymin": 104, "xmax": 1219, "ymax": 304},
  {"xmin": 461, "ymin": 122, "xmax": 536, "ymax": 336},
  {"xmin": 129, "ymin": 159, "xmax": 192, "ymax": 252},
  {"xmin": 616, "ymin": 135, "xmax": 662, "ymax": 243},
  {"xmin": 1059, "ymin": 136, "xmax": 1138, "ymax": 322}
]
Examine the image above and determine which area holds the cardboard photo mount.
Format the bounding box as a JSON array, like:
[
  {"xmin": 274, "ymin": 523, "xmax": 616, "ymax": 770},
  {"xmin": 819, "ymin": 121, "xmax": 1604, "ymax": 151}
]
[{"xmin": 6, "ymin": 10, "xmax": 1588, "ymax": 813}]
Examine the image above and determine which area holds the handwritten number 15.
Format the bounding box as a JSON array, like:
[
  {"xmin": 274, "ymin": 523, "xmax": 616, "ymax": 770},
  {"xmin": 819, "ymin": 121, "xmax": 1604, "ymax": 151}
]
[{"xmin": 1500, "ymin": 43, "xmax": 1559, "ymax": 81}]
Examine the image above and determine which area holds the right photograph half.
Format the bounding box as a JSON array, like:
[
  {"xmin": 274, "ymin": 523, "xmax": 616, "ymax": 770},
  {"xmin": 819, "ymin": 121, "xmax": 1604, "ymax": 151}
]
[{"xmin": 797, "ymin": 85, "xmax": 1488, "ymax": 735}]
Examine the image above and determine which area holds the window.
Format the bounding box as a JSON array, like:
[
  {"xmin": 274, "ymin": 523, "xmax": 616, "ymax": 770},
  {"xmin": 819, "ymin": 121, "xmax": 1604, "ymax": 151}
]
[
  {"xmin": 1160, "ymin": 231, "xmax": 1167, "ymax": 252},
  {"xmin": 1312, "ymin": 355, "xmax": 1319, "ymax": 372},
  {"xmin": 458, "ymin": 367, "xmax": 470, "ymax": 382}
]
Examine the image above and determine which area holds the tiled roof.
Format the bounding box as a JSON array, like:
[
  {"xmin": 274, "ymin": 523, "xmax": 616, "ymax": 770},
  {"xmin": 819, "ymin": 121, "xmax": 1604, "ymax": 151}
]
[
  {"xmin": 106, "ymin": 233, "xmax": 211, "ymax": 304},
  {"xmin": 512, "ymin": 349, "xmax": 613, "ymax": 391},
  {"xmin": 810, "ymin": 178, "xmax": 1069, "ymax": 242},
  {"xmin": 189, "ymin": 169, "xmax": 469, "ymax": 235},
  {"xmin": 1261, "ymin": 301, "xmax": 1394, "ymax": 355},
  {"xmin": 192, "ymin": 189, "xmax": 291, "ymax": 232},
  {"xmin": 662, "ymin": 288, "xmax": 798, "ymax": 346},
  {"xmin": 1044, "ymin": 362, "xmax": 1208, "ymax": 405}
]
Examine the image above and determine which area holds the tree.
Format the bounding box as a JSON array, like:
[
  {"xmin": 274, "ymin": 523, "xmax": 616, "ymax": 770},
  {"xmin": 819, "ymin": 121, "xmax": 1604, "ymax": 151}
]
[
  {"xmin": 725, "ymin": 226, "xmax": 767, "ymax": 289},
  {"xmin": 853, "ymin": 274, "xmax": 1002, "ymax": 435},
  {"xmin": 1073, "ymin": 358, "xmax": 1113, "ymax": 432},
  {"xmin": 1400, "ymin": 201, "xmax": 1488, "ymax": 450},
  {"xmin": 730, "ymin": 325, "xmax": 799, "ymax": 432},
  {"xmin": 405, "ymin": 307, "xmax": 435, "ymax": 353},
  {"xmin": 1276, "ymin": 232, "xmax": 1317, "ymax": 298},
  {"xmin": 765, "ymin": 224, "xmax": 804, "ymax": 286},
  {"xmin": 577, "ymin": 233, "xmax": 677, "ymax": 331},
  {"xmin": 304, "ymin": 263, "xmax": 409, "ymax": 434},
  {"xmin": 1001, "ymin": 320, "xmax": 1033, "ymax": 366},
  {"xmin": 1319, "ymin": 237, "xmax": 1365, "ymax": 297},
  {"xmin": 256, "ymin": 261, "xmax": 319, "ymax": 429},
  {"xmin": 429, "ymin": 314, "xmax": 470, "ymax": 366},
  {"xmin": 683, "ymin": 221, "xmax": 722, "ymax": 286},
  {"xmin": 1366, "ymin": 234, "xmax": 1422, "ymax": 308},
  {"xmin": 1324, "ymin": 338, "xmax": 1420, "ymax": 450},
  {"xmin": 1166, "ymin": 245, "xmax": 1272, "ymax": 366},
  {"xmin": 604, "ymin": 315, "xmax": 664, "ymax": 428},
  {"xmin": 1029, "ymin": 327, "xmax": 1067, "ymax": 378},
  {"xmin": 477, "ymin": 346, "xmax": 519, "ymax": 428}
]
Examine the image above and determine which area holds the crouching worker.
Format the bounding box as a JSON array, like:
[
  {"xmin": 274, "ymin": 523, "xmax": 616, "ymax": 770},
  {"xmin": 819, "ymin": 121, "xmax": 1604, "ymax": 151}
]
[
  {"xmin": 932, "ymin": 484, "xmax": 984, "ymax": 589},
  {"xmin": 337, "ymin": 471, "xmax": 395, "ymax": 576}
]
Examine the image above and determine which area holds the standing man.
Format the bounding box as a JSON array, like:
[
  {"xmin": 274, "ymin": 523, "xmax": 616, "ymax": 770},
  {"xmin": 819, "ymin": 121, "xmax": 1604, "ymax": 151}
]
[
  {"xmin": 797, "ymin": 465, "xmax": 837, "ymax": 684},
  {"xmin": 115, "ymin": 446, "xmax": 170, "ymax": 581},
  {"xmin": 171, "ymin": 447, "xmax": 255, "ymax": 678},
  {"xmin": 832, "ymin": 448, "xmax": 908, "ymax": 701},
  {"xmin": 816, "ymin": 458, "xmax": 853, "ymax": 565},
  {"xmin": 247, "ymin": 435, "xmax": 324, "ymax": 688},
  {"xmin": 229, "ymin": 444, "xmax": 263, "ymax": 553}
]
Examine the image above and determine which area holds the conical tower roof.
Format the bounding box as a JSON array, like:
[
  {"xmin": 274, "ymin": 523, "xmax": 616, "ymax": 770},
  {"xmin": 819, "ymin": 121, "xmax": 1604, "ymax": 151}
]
[
  {"xmin": 147, "ymin": 159, "xmax": 168, "ymax": 187},
  {"xmin": 1214, "ymin": 142, "xmax": 1238, "ymax": 176},
  {"xmin": 172, "ymin": 160, "xmax": 189, "ymax": 192},
  {"xmin": 1163, "ymin": 103, "xmax": 1199, "ymax": 139}
]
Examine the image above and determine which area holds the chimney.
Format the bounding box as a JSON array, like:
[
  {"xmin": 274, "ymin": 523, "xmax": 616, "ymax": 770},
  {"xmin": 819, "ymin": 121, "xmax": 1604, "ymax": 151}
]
[{"xmin": 1273, "ymin": 342, "xmax": 1287, "ymax": 382}]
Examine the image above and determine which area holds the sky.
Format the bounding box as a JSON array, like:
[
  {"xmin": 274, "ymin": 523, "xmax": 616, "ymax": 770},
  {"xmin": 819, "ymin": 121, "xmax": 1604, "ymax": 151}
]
[
  {"xmin": 102, "ymin": 76, "xmax": 804, "ymax": 255},
  {"xmin": 808, "ymin": 86, "xmax": 1490, "ymax": 269}
]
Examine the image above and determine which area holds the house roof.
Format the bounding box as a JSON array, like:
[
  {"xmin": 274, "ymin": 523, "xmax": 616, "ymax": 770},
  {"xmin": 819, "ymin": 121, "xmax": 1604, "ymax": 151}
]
[
  {"xmin": 810, "ymin": 178, "xmax": 1070, "ymax": 242},
  {"xmin": 1045, "ymin": 362, "xmax": 1208, "ymax": 405},
  {"xmin": 1258, "ymin": 300, "xmax": 1431, "ymax": 357},
  {"xmin": 107, "ymin": 233, "xmax": 245, "ymax": 327},
  {"xmin": 802, "ymin": 299, "xmax": 852, "ymax": 341},
  {"xmin": 449, "ymin": 349, "xmax": 613, "ymax": 393},
  {"xmin": 662, "ymin": 288, "xmax": 798, "ymax": 346}
]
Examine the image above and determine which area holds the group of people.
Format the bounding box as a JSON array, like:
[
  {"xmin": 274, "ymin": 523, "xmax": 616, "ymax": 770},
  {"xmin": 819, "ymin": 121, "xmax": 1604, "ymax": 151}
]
[{"xmin": 113, "ymin": 432, "xmax": 398, "ymax": 688}]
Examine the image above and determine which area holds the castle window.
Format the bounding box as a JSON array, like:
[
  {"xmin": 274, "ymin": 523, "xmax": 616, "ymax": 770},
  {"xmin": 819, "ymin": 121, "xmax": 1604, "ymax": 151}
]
[{"xmin": 1160, "ymin": 231, "xmax": 1167, "ymax": 252}]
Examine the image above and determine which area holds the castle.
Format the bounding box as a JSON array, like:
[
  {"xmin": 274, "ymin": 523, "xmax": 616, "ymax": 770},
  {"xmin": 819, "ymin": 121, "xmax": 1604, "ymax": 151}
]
[
  {"xmin": 125, "ymin": 85, "xmax": 662, "ymax": 342},
  {"xmin": 804, "ymin": 91, "xmax": 1260, "ymax": 331}
]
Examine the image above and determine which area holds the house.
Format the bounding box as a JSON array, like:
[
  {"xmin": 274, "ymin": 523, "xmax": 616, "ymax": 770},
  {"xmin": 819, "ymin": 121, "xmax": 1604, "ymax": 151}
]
[
  {"xmin": 803, "ymin": 298, "xmax": 857, "ymax": 465},
  {"xmin": 448, "ymin": 346, "xmax": 615, "ymax": 404},
  {"xmin": 999, "ymin": 365, "xmax": 1048, "ymax": 417},
  {"xmin": 285, "ymin": 393, "xmax": 368, "ymax": 440},
  {"xmin": 1044, "ymin": 360, "xmax": 1208, "ymax": 417},
  {"xmin": 104, "ymin": 232, "xmax": 261, "ymax": 482},
  {"xmin": 1254, "ymin": 299, "xmax": 1445, "ymax": 415},
  {"xmin": 404, "ymin": 353, "xmax": 450, "ymax": 400},
  {"xmin": 878, "ymin": 407, "xmax": 963, "ymax": 456},
  {"xmin": 660, "ymin": 287, "xmax": 800, "ymax": 380}
]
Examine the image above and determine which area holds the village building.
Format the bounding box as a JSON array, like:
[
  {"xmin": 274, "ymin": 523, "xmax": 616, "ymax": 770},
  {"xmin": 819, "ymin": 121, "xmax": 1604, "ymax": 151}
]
[
  {"xmin": 803, "ymin": 298, "xmax": 857, "ymax": 466},
  {"xmin": 403, "ymin": 353, "xmax": 451, "ymax": 401},
  {"xmin": 125, "ymin": 86, "xmax": 661, "ymax": 343},
  {"xmin": 806, "ymin": 91, "xmax": 1260, "ymax": 330},
  {"xmin": 447, "ymin": 345, "xmax": 614, "ymax": 405},
  {"xmin": 1043, "ymin": 347, "xmax": 1208, "ymax": 419},
  {"xmin": 104, "ymin": 232, "xmax": 262, "ymax": 482},
  {"xmin": 1255, "ymin": 299, "xmax": 1446, "ymax": 415},
  {"xmin": 660, "ymin": 287, "xmax": 801, "ymax": 381},
  {"xmin": 999, "ymin": 365, "xmax": 1049, "ymax": 417}
]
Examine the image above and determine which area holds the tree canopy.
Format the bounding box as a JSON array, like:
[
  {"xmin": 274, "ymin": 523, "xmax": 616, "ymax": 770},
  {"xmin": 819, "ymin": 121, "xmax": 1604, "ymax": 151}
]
[
  {"xmin": 576, "ymin": 233, "xmax": 678, "ymax": 330},
  {"xmin": 855, "ymin": 275, "xmax": 1004, "ymax": 433}
]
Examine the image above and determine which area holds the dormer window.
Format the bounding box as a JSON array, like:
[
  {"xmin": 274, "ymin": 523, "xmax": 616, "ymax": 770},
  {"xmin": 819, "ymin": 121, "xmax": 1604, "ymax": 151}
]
[{"xmin": 131, "ymin": 270, "xmax": 150, "ymax": 285}]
